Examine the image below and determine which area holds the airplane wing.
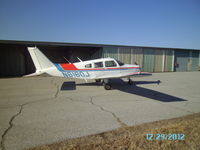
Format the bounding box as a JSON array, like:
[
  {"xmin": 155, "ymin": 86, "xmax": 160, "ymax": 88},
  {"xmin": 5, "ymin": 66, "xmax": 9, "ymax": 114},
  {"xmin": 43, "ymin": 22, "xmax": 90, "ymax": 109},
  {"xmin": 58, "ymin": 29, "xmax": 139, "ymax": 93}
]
[
  {"xmin": 130, "ymin": 72, "xmax": 152, "ymax": 77},
  {"xmin": 93, "ymin": 72, "xmax": 152, "ymax": 79},
  {"xmin": 120, "ymin": 72, "xmax": 152, "ymax": 78}
]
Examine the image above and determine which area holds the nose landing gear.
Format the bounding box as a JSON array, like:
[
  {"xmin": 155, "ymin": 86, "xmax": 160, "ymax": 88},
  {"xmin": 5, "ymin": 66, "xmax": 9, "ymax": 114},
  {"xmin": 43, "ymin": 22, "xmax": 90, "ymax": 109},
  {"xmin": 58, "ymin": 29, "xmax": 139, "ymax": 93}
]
[
  {"xmin": 102, "ymin": 79, "xmax": 112, "ymax": 90},
  {"xmin": 128, "ymin": 78, "xmax": 135, "ymax": 85}
]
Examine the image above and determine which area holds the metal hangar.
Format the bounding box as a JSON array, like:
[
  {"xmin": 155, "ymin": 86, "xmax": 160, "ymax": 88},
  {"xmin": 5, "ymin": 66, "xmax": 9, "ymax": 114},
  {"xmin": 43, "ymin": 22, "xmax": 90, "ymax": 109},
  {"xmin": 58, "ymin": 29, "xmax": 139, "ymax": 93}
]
[{"xmin": 0, "ymin": 40, "xmax": 199, "ymax": 77}]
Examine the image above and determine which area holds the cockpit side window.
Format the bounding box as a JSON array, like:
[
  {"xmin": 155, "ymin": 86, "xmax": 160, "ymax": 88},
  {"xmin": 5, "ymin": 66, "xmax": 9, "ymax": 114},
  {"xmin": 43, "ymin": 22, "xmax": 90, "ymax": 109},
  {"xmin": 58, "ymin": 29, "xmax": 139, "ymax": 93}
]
[
  {"xmin": 94, "ymin": 62, "xmax": 103, "ymax": 68},
  {"xmin": 85, "ymin": 64, "xmax": 92, "ymax": 68},
  {"xmin": 105, "ymin": 61, "xmax": 117, "ymax": 67},
  {"xmin": 116, "ymin": 60, "xmax": 124, "ymax": 66}
]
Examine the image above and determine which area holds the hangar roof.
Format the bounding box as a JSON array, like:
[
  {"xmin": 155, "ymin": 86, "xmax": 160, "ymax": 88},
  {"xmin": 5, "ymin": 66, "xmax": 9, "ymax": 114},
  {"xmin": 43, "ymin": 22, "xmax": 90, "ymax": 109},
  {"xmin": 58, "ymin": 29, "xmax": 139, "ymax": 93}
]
[{"xmin": 0, "ymin": 40, "xmax": 199, "ymax": 51}]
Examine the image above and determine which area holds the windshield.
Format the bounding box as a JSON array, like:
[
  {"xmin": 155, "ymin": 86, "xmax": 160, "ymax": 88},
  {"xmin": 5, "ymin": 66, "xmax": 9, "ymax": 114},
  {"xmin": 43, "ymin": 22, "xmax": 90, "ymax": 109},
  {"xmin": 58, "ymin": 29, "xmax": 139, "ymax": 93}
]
[{"xmin": 116, "ymin": 60, "xmax": 124, "ymax": 66}]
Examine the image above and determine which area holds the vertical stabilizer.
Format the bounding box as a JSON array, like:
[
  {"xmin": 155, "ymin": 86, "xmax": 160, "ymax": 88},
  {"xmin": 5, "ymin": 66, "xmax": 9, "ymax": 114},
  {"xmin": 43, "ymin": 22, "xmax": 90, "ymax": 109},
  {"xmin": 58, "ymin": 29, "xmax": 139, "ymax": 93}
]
[{"xmin": 27, "ymin": 47, "xmax": 55, "ymax": 75}]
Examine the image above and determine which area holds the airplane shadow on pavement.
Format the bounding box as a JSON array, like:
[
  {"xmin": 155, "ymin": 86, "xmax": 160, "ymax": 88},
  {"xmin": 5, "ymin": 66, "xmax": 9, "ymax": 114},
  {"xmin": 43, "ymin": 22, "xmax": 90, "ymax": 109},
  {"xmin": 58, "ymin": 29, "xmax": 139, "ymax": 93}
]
[
  {"xmin": 62, "ymin": 79, "xmax": 187, "ymax": 102},
  {"xmin": 112, "ymin": 79, "xmax": 187, "ymax": 102},
  {"xmin": 61, "ymin": 81, "xmax": 76, "ymax": 90}
]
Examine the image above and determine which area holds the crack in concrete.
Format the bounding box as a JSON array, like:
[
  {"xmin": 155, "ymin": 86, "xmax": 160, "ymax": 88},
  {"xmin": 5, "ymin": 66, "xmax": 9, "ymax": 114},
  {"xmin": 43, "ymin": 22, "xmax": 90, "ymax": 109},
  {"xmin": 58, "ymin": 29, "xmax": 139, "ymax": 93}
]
[
  {"xmin": 90, "ymin": 97, "xmax": 127, "ymax": 127},
  {"xmin": 0, "ymin": 93, "xmax": 125, "ymax": 149},
  {"xmin": 54, "ymin": 84, "xmax": 59, "ymax": 99},
  {"xmin": 0, "ymin": 96, "xmax": 57, "ymax": 150},
  {"xmin": 59, "ymin": 95, "xmax": 128, "ymax": 127},
  {"xmin": 0, "ymin": 104, "xmax": 24, "ymax": 150},
  {"xmin": 0, "ymin": 81, "xmax": 60, "ymax": 110},
  {"xmin": 51, "ymin": 78, "xmax": 60, "ymax": 99},
  {"xmin": 0, "ymin": 80, "xmax": 60, "ymax": 150}
]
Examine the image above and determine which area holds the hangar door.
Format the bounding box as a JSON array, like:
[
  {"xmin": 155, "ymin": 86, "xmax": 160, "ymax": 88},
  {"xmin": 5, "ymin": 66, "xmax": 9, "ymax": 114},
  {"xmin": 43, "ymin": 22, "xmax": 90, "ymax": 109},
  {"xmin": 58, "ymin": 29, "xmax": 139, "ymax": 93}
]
[
  {"xmin": 0, "ymin": 45, "xmax": 26, "ymax": 77},
  {"xmin": 119, "ymin": 48, "xmax": 131, "ymax": 64},
  {"xmin": 164, "ymin": 50, "xmax": 173, "ymax": 72},
  {"xmin": 191, "ymin": 51, "xmax": 199, "ymax": 71},
  {"xmin": 131, "ymin": 48, "xmax": 143, "ymax": 67},
  {"xmin": 143, "ymin": 48, "xmax": 155, "ymax": 72},
  {"xmin": 154, "ymin": 50, "xmax": 164, "ymax": 72},
  {"xmin": 175, "ymin": 50, "xmax": 190, "ymax": 72},
  {"xmin": 102, "ymin": 47, "xmax": 118, "ymax": 60}
]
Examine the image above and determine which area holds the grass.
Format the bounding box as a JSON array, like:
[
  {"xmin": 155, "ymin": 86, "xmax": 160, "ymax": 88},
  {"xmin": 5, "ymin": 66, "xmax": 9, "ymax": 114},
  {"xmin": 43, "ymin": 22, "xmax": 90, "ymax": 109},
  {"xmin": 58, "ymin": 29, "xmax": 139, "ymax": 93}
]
[{"xmin": 28, "ymin": 113, "xmax": 200, "ymax": 150}]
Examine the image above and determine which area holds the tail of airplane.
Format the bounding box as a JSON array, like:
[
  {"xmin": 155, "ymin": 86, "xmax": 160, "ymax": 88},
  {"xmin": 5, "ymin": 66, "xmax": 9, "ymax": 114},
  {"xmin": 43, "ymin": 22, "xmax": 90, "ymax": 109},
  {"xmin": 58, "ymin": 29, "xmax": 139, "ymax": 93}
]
[{"xmin": 25, "ymin": 47, "xmax": 56, "ymax": 77}]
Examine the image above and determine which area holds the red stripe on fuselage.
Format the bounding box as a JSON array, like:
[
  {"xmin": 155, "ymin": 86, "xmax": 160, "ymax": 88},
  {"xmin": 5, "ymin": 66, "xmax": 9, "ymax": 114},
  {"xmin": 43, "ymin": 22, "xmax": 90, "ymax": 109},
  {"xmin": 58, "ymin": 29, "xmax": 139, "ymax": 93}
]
[{"xmin": 60, "ymin": 64, "xmax": 78, "ymax": 70}]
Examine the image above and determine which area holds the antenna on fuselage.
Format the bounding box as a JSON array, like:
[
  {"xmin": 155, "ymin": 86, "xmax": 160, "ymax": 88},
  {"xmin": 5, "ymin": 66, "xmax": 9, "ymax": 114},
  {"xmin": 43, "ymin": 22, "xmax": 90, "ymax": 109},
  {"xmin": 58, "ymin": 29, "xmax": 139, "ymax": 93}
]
[
  {"xmin": 63, "ymin": 57, "xmax": 71, "ymax": 64},
  {"xmin": 77, "ymin": 57, "xmax": 83, "ymax": 62}
]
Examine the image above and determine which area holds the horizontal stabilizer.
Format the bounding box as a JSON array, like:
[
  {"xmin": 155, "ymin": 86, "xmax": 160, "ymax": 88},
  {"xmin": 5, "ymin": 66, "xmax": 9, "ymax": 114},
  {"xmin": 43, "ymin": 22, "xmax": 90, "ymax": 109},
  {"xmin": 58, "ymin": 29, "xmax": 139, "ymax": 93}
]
[{"xmin": 23, "ymin": 72, "xmax": 44, "ymax": 77}]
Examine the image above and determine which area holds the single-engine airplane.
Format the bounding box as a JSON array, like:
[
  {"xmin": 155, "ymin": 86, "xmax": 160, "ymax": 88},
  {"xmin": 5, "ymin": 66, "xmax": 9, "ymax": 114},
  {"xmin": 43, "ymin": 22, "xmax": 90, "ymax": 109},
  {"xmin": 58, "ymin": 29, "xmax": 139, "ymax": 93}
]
[{"xmin": 26, "ymin": 47, "xmax": 152, "ymax": 90}]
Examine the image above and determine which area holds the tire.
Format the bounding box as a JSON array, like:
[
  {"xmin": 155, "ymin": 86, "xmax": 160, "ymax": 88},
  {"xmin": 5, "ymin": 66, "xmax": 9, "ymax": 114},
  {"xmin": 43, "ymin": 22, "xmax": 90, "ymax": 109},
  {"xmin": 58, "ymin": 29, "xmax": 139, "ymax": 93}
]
[{"xmin": 104, "ymin": 84, "xmax": 112, "ymax": 90}]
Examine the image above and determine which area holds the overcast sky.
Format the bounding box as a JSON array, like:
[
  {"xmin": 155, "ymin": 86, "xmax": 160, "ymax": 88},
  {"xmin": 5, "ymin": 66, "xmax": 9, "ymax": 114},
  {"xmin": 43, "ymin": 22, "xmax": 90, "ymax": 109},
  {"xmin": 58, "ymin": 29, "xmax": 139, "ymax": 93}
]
[{"xmin": 0, "ymin": 0, "xmax": 199, "ymax": 49}]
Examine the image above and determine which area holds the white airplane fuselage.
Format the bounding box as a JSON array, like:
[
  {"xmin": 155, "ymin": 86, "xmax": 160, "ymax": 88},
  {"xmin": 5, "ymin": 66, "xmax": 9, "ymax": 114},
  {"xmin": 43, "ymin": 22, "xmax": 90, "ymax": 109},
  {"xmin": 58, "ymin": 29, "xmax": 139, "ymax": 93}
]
[{"xmin": 49, "ymin": 58, "xmax": 141, "ymax": 79}]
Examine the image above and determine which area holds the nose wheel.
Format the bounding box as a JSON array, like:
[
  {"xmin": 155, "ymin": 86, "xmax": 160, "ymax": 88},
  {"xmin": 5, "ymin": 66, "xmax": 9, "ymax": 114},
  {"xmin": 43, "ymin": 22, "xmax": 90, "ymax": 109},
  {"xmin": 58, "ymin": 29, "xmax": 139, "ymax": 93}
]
[
  {"xmin": 103, "ymin": 79, "xmax": 112, "ymax": 90},
  {"xmin": 128, "ymin": 78, "xmax": 134, "ymax": 85}
]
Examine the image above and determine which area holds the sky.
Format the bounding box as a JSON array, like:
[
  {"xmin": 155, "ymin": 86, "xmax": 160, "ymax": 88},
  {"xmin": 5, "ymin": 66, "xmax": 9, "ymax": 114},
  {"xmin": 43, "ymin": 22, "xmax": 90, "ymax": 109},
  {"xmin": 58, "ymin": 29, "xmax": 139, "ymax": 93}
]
[{"xmin": 0, "ymin": 0, "xmax": 200, "ymax": 49}]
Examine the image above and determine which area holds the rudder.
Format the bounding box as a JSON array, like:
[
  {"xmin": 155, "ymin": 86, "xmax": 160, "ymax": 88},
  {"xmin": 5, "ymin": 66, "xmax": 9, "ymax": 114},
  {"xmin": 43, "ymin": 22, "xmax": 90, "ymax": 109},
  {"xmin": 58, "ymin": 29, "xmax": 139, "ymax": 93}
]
[{"xmin": 27, "ymin": 47, "xmax": 54, "ymax": 73}]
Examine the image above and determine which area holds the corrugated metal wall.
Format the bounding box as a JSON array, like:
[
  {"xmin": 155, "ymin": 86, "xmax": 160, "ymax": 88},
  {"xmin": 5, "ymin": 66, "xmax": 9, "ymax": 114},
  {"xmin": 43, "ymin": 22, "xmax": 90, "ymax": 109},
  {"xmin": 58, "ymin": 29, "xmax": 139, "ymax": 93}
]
[
  {"xmin": 175, "ymin": 50, "xmax": 190, "ymax": 72},
  {"xmin": 143, "ymin": 48, "xmax": 155, "ymax": 72},
  {"xmin": 118, "ymin": 48, "xmax": 131, "ymax": 64},
  {"xmin": 191, "ymin": 51, "xmax": 199, "ymax": 71},
  {"xmin": 187, "ymin": 51, "xmax": 192, "ymax": 71},
  {"xmin": 102, "ymin": 47, "xmax": 199, "ymax": 72},
  {"xmin": 164, "ymin": 50, "xmax": 173, "ymax": 72},
  {"xmin": 102, "ymin": 47, "xmax": 118, "ymax": 59},
  {"xmin": 131, "ymin": 48, "xmax": 143, "ymax": 67},
  {"xmin": 154, "ymin": 50, "xmax": 164, "ymax": 72}
]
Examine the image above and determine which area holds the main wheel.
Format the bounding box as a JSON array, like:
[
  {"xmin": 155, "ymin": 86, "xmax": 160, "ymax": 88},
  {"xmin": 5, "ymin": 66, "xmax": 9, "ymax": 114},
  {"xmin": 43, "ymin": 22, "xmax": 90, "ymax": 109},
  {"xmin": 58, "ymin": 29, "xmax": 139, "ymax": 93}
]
[{"xmin": 104, "ymin": 84, "xmax": 112, "ymax": 90}]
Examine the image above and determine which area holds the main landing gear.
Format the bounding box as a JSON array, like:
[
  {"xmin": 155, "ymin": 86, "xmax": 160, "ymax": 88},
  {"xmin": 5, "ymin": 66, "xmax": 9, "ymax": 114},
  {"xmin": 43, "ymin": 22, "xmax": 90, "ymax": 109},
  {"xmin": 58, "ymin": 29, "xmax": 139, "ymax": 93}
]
[
  {"xmin": 97, "ymin": 78, "xmax": 135, "ymax": 90},
  {"xmin": 95, "ymin": 79, "xmax": 101, "ymax": 83},
  {"xmin": 104, "ymin": 83, "xmax": 112, "ymax": 90},
  {"xmin": 95, "ymin": 79, "xmax": 112, "ymax": 90}
]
